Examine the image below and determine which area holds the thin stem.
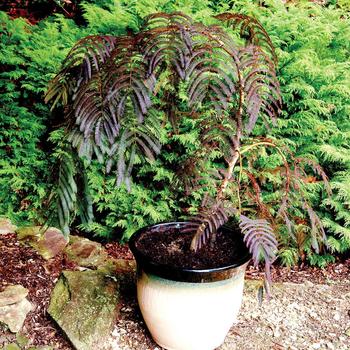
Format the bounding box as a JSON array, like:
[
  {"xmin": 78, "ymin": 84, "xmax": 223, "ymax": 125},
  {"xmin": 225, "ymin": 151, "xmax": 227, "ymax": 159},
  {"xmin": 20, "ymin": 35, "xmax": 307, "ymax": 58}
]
[
  {"xmin": 237, "ymin": 150, "xmax": 243, "ymax": 213},
  {"xmin": 216, "ymin": 144, "xmax": 240, "ymax": 200},
  {"xmin": 216, "ymin": 80, "xmax": 244, "ymax": 201},
  {"xmin": 51, "ymin": 0, "xmax": 72, "ymax": 17},
  {"xmin": 240, "ymin": 141, "xmax": 277, "ymax": 155},
  {"xmin": 240, "ymin": 140, "xmax": 291, "ymax": 199},
  {"xmin": 208, "ymin": 84, "xmax": 244, "ymax": 246}
]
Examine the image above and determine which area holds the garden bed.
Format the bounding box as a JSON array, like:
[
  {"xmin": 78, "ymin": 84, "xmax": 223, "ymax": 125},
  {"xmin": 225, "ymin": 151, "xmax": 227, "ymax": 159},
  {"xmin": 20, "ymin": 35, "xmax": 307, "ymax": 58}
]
[{"xmin": 0, "ymin": 233, "xmax": 349, "ymax": 350}]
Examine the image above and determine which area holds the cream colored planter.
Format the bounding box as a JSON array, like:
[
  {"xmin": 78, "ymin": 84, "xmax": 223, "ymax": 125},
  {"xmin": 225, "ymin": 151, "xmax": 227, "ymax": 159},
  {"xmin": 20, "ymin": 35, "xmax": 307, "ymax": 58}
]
[
  {"xmin": 137, "ymin": 265, "xmax": 248, "ymax": 350},
  {"xmin": 129, "ymin": 222, "xmax": 250, "ymax": 350}
]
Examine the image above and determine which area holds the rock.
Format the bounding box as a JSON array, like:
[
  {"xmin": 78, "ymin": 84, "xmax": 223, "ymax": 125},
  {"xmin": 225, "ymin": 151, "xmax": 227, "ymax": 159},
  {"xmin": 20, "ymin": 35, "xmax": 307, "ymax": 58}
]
[
  {"xmin": 0, "ymin": 286, "xmax": 32, "ymax": 333},
  {"xmin": 65, "ymin": 236, "xmax": 108, "ymax": 268},
  {"xmin": 0, "ymin": 285, "xmax": 28, "ymax": 307},
  {"xmin": 272, "ymin": 326, "xmax": 281, "ymax": 338},
  {"xmin": 0, "ymin": 218, "xmax": 17, "ymax": 235},
  {"xmin": 309, "ymin": 310, "xmax": 318, "ymax": 319},
  {"xmin": 97, "ymin": 258, "xmax": 136, "ymax": 276},
  {"xmin": 333, "ymin": 312, "xmax": 341, "ymax": 321},
  {"xmin": 16, "ymin": 226, "xmax": 41, "ymax": 241},
  {"xmin": 0, "ymin": 298, "xmax": 33, "ymax": 333},
  {"xmin": 34, "ymin": 227, "xmax": 68, "ymax": 260},
  {"xmin": 326, "ymin": 342, "xmax": 335, "ymax": 350},
  {"xmin": 305, "ymin": 281, "xmax": 314, "ymax": 288},
  {"xmin": 63, "ymin": 236, "xmax": 136, "ymax": 274},
  {"xmin": 3, "ymin": 344, "xmax": 21, "ymax": 350},
  {"xmin": 346, "ymin": 327, "xmax": 350, "ymax": 337},
  {"xmin": 48, "ymin": 270, "xmax": 120, "ymax": 350},
  {"xmin": 16, "ymin": 226, "xmax": 68, "ymax": 260},
  {"xmin": 113, "ymin": 258, "xmax": 136, "ymax": 273},
  {"xmin": 16, "ymin": 333, "xmax": 30, "ymax": 347}
]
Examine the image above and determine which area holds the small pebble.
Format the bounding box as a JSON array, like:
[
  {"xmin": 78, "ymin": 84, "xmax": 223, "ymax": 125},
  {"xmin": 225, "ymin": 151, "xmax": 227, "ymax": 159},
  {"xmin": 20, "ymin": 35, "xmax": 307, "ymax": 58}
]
[
  {"xmin": 326, "ymin": 342, "xmax": 335, "ymax": 350},
  {"xmin": 305, "ymin": 281, "xmax": 313, "ymax": 287},
  {"xmin": 346, "ymin": 328, "xmax": 350, "ymax": 337}
]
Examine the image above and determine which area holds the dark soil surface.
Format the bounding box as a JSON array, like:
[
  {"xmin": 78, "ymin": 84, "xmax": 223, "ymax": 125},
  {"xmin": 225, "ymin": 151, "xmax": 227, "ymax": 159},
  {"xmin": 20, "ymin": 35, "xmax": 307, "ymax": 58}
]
[
  {"xmin": 0, "ymin": 233, "xmax": 75, "ymax": 348},
  {"xmin": 134, "ymin": 224, "xmax": 249, "ymax": 269},
  {"xmin": 0, "ymin": 233, "xmax": 133, "ymax": 349},
  {"xmin": 1, "ymin": 232, "xmax": 350, "ymax": 349}
]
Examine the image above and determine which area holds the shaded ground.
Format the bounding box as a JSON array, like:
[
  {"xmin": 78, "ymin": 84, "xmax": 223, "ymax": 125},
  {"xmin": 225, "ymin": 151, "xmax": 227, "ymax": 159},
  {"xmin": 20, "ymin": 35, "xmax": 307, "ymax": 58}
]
[{"xmin": 0, "ymin": 233, "xmax": 350, "ymax": 349}]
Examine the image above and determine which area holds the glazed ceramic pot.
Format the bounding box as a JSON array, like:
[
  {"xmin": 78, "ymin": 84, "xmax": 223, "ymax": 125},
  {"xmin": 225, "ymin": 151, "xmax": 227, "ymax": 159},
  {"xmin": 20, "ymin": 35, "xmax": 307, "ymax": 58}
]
[{"xmin": 129, "ymin": 222, "xmax": 250, "ymax": 350}]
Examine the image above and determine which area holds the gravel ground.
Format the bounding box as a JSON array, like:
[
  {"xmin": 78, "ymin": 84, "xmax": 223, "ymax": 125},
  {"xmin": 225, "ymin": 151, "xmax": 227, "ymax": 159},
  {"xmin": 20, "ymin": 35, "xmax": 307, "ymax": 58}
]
[
  {"xmin": 114, "ymin": 276, "xmax": 350, "ymax": 350},
  {"xmin": 221, "ymin": 279, "xmax": 350, "ymax": 350}
]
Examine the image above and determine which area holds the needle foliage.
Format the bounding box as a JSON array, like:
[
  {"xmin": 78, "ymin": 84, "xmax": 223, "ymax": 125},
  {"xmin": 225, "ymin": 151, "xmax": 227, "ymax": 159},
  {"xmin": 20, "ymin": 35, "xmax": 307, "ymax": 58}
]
[{"xmin": 1, "ymin": 0, "xmax": 349, "ymax": 268}]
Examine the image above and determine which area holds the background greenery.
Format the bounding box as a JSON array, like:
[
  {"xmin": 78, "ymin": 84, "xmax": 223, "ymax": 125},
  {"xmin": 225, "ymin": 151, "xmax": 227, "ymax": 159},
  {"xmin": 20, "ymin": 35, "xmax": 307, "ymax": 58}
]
[{"xmin": 0, "ymin": 0, "xmax": 349, "ymax": 267}]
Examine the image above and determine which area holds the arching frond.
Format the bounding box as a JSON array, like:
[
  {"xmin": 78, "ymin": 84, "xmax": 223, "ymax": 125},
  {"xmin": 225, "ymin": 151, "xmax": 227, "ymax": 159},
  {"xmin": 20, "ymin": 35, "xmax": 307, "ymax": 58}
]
[
  {"xmin": 72, "ymin": 70, "xmax": 119, "ymax": 147},
  {"xmin": 240, "ymin": 215, "xmax": 277, "ymax": 265},
  {"xmin": 45, "ymin": 35, "xmax": 117, "ymax": 109},
  {"xmin": 142, "ymin": 12, "xmax": 194, "ymax": 80},
  {"xmin": 239, "ymin": 45, "xmax": 282, "ymax": 132},
  {"xmin": 303, "ymin": 201, "xmax": 327, "ymax": 254},
  {"xmin": 56, "ymin": 153, "xmax": 77, "ymax": 236},
  {"xmin": 190, "ymin": 202, "xmax": 236, "ymax": 251},
  {"xmin": 76, "ymin": 171, "xmax": 94, "ymax": 225},
  {"xmin": 215, "ymin": 13, "xmax": 277, "ymax": 63},
  {"xmin": 215, "ymin": 13, "xmax": 281, "ymax": 132},
  {"xmin": 63, "ymin": 35, "xmax": 117, "ymax": 80},
  {"xmin": 113, "ymin": 113, "xmax": 162, "ymax": 189},
  {"xmin": 51, "ymin": 151, "xmax": 95, "ymax": 236}
]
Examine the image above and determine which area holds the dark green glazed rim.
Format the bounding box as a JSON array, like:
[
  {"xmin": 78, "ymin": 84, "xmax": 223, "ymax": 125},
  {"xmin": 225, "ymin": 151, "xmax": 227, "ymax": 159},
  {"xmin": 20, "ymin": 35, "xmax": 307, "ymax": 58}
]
[{"xmin": 129, "ymin": 221, "xmax": 251, "ymax": 283}]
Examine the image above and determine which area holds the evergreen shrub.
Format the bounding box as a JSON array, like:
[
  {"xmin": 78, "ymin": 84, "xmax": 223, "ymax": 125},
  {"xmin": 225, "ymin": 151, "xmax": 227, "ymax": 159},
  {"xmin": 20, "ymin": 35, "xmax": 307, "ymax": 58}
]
[{"xmin": 1, "ymin": 0, "xmax": 349, "ymax": 266}]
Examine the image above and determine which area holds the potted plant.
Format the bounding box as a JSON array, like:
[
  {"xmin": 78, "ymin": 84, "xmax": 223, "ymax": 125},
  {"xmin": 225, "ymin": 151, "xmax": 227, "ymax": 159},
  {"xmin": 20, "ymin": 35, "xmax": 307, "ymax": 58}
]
[{"xmin": 46, "ymin": 12, "xmax": 329, "ymax": 350}]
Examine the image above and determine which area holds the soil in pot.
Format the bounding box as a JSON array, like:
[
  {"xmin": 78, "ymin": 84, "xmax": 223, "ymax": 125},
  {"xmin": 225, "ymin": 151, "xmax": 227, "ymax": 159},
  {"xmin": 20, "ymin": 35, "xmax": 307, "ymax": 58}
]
[{"xmin": 134, "ymin": 223, "xmax": 248, "ymax": 270}]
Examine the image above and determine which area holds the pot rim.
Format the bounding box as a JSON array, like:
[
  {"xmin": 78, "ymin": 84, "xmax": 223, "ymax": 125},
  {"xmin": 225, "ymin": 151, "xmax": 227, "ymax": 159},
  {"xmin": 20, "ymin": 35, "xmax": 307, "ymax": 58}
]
[{"xmin": 129, "ymin": 221, "xmax": 251, "ymax": 282}]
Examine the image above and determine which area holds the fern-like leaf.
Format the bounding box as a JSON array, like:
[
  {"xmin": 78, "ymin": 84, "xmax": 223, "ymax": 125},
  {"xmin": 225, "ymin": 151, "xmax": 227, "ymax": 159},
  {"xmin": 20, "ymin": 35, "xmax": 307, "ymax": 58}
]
[
  {"xmin": 45, "ymin": 35, "xmax": 117, "ymax": 109},
  {"xmin": 303, "ymin": 201, "xmax": 327, "ymax": 254},
  {"xmin": 76, "ymin": 171, "xmax": 94, "ymax": 225},
  {"xmin": 239, "ymin": 215, "xmax": 277, "ymax": 266},
  {"xmin": 216, "ymin": 13, "xmax": 281, "ymax": 132},
  {"xmin": 56, "ymin": 154, "xmax": 77, "ymax": 236},
  {"xmin": 215, "ymin": 13, "xmax": 277, "ymax": 63},
  {"xmin": 239, "ymin": 215, "xmax": 277, "ymax": 297},
  {"xmin": 190, "ymin": 202, "xmax": 236, "ymax": 251},
  {"xmin": 240, "ymin": 45, "xmax": 281, "ymax": 132}
]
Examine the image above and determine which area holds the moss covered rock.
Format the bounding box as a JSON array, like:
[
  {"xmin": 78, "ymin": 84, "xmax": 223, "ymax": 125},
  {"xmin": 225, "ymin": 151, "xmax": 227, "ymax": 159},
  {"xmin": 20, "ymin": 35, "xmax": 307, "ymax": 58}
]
[
  {"xmin": 15, "ymin": 226, "xmax": 41, "ymax": 241},
  {"xmin": 64, "ymin": 236, "xmax": 108, "ymax": 268},
  {"xmin": 0, "ymin": 218, "xmax": 17, "ymax": 235},
  {"xmin": 48, "ymin": 270, "xmax": 119, "ymax": 350},
  {"xmin": 15, "ymin": 227, "xmax": 67, "ymax": 260},
  {"xmin": 34, "ymin": 228, "xmax": 67, "ymax": 260}
]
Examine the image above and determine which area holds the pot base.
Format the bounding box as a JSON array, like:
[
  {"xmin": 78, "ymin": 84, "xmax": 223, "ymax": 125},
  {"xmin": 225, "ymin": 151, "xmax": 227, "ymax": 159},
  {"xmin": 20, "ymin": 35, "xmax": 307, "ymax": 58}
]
[{"xmin": 137, "ymin": 266, "xmax": 247, "ymax": 350}]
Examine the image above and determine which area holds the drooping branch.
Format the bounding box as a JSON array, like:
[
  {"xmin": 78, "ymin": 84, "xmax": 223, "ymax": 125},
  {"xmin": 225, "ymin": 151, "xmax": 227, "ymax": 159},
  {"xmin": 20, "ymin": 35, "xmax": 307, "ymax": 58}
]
[
  {"xmin": 46, "ymin": 12, "xmax": 282, "ymax": 247},
  {"xmin": 189, "ymin": 13, "xmax": 282, "ymax": 252}
]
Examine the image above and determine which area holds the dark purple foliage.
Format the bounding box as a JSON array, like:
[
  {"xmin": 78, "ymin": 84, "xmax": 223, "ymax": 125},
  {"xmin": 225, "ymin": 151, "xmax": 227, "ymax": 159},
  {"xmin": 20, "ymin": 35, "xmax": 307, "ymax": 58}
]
[
  {"xmin": 47, "ymin": 12, "xmax": 321, "ymax": 299},
  {"xmin": 239, "ymin": 215, "xmax": 278, "ymax": 266}
]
